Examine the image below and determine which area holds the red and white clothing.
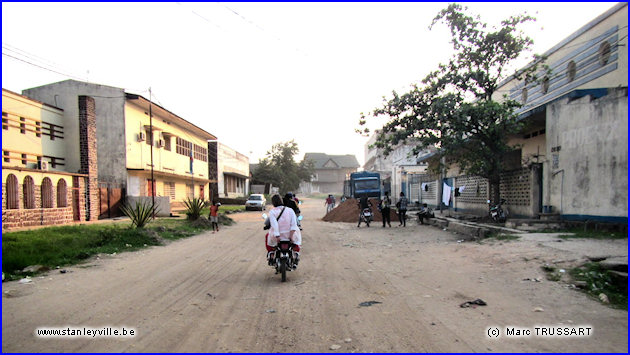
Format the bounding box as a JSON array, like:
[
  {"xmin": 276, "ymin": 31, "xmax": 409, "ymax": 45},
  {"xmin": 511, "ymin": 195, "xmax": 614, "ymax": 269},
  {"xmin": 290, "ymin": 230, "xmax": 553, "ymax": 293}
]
[{"xmin": 266, "ymin": 206, "xmax": 301, "ymax": 252}]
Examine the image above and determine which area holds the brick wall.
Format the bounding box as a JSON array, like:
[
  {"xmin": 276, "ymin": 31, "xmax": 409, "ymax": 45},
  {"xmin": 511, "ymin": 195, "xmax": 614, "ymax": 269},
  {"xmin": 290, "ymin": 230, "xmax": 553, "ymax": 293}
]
[
  {"xmin": 79, "ymin": 96, "xmax": 99, "ymax": 221},
  {"xmin": 2, "ymin": 180, "xmax": 75, "ymax": 230}
]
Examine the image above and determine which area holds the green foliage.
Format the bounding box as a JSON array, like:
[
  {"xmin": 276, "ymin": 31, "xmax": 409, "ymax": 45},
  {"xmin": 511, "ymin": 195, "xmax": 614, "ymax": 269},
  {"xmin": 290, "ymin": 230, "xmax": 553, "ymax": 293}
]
[
  {"xmin": 251, "ymin": 140, "xmax": 315, "ymax": 194},
  {"xmin": 359, "ymin": 3, "xmax": 550, "ymax": 204},
  {"xmin": 570, "ymin": 263, "xmax": 627, "ymax": 309},
  {"xmin": 2, "ymin": 224, "xmax": 162, "ymax": 279},
  {"xmin": 184, "ymin": 197, "xmax": 205, "ymax": 221},
  {"xmin": 1, "ymin": 218, "xmax": 227, "ymax": 280},
  {"xmin": 120, "ymin": 199, "xmax": 156, "ymax": 228}
]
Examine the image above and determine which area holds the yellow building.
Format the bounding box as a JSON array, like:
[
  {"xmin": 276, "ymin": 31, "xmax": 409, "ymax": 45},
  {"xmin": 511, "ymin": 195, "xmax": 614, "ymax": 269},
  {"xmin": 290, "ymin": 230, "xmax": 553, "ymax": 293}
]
[
  {"xmin": 23, "ymin": 80, "xmax": 217, "ymax": 217},
  {"xmin": 2, "ymin": 89, "xmax": 98, "ymax": 228}
]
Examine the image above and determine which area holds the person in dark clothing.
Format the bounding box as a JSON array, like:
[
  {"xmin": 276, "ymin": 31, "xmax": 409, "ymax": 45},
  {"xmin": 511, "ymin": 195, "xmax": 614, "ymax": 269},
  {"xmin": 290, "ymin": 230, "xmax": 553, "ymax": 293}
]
[
  {"xmin": 357, "ymin": 195, "xmax": 372, "ymax": 227},
  {"xmin": 380, "ymin": 192, "xmax": 392, "ymax": 228},
  {"xmin": 283, "ymin": 192, "xmax": 300, "ymax": 215}
]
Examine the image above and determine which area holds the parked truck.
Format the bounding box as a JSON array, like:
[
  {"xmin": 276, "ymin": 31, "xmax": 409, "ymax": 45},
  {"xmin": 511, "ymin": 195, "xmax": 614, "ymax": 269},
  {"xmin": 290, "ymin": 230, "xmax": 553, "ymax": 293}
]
[{"xmin": 344, "ymin": 171, "xmax": 381, "ymax": 199}]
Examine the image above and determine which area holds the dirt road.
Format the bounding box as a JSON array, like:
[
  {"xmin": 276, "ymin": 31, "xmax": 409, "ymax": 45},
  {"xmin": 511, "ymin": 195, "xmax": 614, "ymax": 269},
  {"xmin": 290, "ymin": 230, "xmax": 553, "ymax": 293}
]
[{"xmin": 2, "ymin": 198, "xmax": 627, "ymax": 352}]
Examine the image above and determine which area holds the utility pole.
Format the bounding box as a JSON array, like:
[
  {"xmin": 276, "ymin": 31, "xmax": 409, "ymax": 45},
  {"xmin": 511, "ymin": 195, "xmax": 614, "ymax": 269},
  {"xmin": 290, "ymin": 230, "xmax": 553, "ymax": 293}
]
[{"xmin": 149, "ymin": 87, "xmax": 155, "ymax": 218}]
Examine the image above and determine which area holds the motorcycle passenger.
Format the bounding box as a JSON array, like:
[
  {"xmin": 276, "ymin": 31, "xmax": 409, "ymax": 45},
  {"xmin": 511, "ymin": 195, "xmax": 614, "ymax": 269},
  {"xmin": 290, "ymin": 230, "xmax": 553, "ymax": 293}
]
[
  {"xmin": 266, "ymin": 194, "xmax": 301, "ymax": 268},
  {"xmin": 357, "ymin": 194, "xmax": 372, "ymax": 228},
  {"xmin": 283, "ymin": 192, "xmax": 302, "ymax": 229}
]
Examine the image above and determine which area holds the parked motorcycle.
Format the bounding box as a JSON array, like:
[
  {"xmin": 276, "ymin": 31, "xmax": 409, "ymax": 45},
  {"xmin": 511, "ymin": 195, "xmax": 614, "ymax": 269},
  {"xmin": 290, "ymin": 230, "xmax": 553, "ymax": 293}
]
[
  {"xmin": 489, "ymin": 199, "xmax": 508, "ymax": 223},
  {"xmin": 262, "ymin": 213, "xmax": 301, "ymax": 282},
  {"xmin": 416, "ymin": 203, "xmax": 435, "ymax": 224},
  {"xmin": 360, "ymin": 208, "xmax": 373, "ymax": 227}
]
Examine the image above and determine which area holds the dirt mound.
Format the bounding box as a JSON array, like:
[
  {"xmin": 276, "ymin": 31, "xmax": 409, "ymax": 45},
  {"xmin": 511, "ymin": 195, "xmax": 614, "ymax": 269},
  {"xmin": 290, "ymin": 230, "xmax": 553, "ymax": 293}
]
[{"xmin": 322, "ymin": 198, "xmax": 399, "ymax": 223}]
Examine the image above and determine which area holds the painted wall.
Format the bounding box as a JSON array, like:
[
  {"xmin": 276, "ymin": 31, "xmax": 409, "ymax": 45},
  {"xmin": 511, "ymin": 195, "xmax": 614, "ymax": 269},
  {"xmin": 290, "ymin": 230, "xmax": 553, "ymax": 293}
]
[
  {"xmin": 217, "ymin": 143, "xmax": 249, "ymax": 198},
  {"xmin": 23, "ymin": 80, "xmax": 127, "ymax": 187},
  {"xmin": 2, "ymin": 89, "xmax": 67, "ymax": 170},
  {"xmin": 545, "ymin": 88, "xmax": 627, "ymax": 220}
]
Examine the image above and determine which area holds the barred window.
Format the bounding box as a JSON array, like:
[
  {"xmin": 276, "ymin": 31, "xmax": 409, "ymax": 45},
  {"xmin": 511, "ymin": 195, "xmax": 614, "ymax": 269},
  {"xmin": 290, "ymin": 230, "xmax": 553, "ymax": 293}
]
[
  {"xmin": 6, "ymin": 174, "xmax": 19, "ymax": 209},
  {"xmin": 41, "ymin": 177, "xmax": 53, "ymax": 208},
  {"xmin": 163, "ymin": 181, "xmax": 176, "ymax": 200},
  {"xmin": 194, "ymin": 144, "xmax": 208, "ymax": 162},
  {"xmin": 57, "ymin": 179, "xmax": 68, "ymax": 207},
  {"xmin": 176, "ymin": 137, "xmax": 192, "ymax": 157},
  {"xmin": 23, "ymin": 176, "xmax": 35, "ymax": 209}
]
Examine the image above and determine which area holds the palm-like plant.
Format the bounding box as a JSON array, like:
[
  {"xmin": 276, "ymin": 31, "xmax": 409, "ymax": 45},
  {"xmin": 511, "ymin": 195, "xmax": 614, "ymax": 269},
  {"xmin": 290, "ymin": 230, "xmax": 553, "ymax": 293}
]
[
  {"xmin": 184, "ymin": 197, "xmax": 205, "ymax": 221},
  {"xmin": 120, "ymin": 200, "xmax": 156, "ymax": 228}
]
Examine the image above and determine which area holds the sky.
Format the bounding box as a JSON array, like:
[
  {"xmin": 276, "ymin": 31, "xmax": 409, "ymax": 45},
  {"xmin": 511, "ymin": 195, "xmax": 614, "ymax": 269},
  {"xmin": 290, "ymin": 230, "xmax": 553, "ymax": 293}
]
[{"xmin": 2, "ymin": 2, "xmax": 619, "ymax": 166}]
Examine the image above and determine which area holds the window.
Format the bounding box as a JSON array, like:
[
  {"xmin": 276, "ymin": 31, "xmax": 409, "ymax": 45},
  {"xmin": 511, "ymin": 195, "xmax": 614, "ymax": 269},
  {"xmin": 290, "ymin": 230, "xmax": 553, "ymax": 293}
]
[
  {"xmin": 163, "ymin": 181, "xmax": 175, "ymax": 200},
  {"xmin": 199, "ymin": 185, "xmax": 205, "ymax": 200},
  {"xmin": 20, "ymin": 117, "xmax": 26, "ymax": 134},
  {"xmin": 145, "ymin": 127, "xmax": 153, "ymax": 146},
  {"xmin": 6, "ymin": 174, "xmax": 19, "ymax": 209},
  {"xmin": 41, "ymin": 177, "xmax": 53, "ymax": 208},
  {"xmin": 194, "ymin": 144, "xmax": 208, "ymax": 162},
  {"xmin": 567, "ymin": 61, "xmax": 576, "ymax": 82},
  {"xmin": 521, "ymin": 88, "xmax": 528, "ymax": 103},
  {"xmin": 57, "ymin": 179, "xmax": 68, "ymax": 207},
  {"xmin": 23, "ymin": 176, "xmax": 35, "ymax": 209},
  {"xmin": 164, "ymin": 136, "xmax": 171, "ymax": 151},
  {"xmin": 176, "ymin": 137, "xmax": 192, "ymax": 157},
  {"xmin": 2, "ymin": 112, "xmax": 7, "ymax": 130},
  {"xmin": 599, "ymin": 41, "xmax": 611, "ymax": 66},
  {"xmin": 541, "ymin": 76, "xmax": 550, "ymax": 94}
]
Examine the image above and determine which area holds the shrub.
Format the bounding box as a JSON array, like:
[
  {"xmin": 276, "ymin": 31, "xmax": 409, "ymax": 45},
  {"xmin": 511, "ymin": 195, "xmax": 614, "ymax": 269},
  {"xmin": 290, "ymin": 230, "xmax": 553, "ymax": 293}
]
[
  {"xmin": 120, "ymin": 200, "xmax": 156, "ymax": 228},
  {"xmin": 184, "ymin": 197, "xmax": 205, "ymax": 221}
]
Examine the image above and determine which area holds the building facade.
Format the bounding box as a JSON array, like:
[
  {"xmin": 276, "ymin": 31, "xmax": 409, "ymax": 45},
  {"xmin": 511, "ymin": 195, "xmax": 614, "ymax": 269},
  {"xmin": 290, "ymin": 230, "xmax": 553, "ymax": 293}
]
[
  {"xmin": 23, "ymin": 80, "xmax": 217, "ymax": 216},
  {"xmin": 2, "ymin": 89, "xmax": 98, "ymax": 229},
  {"xmin": 426, "ymin": 3, "xmax": 627, "ymax": 221},
  {"xmin": 301, "ymin": 153, "xmax": 359, "ymax": 195},
  {"xmin": 216, "ymin": 143, "xmax": 249, "ymax": 198}
]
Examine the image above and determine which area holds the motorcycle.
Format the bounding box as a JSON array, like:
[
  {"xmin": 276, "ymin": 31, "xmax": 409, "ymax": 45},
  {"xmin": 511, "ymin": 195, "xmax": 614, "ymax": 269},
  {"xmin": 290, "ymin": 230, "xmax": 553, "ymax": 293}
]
[
  {"xmin": 416, "ymin": 203, "xmax": 435, "ymax": 224},
  {"xmin": 360, "ymin": 208, "xmax": 372, "ymax": 227},
  {"xmin": 489, "ymin": 198, "xmax": 508, "ymax": 223},
  {"xmin": 262, "ymin": 213, "xmax": 302, "ymax": 282}
]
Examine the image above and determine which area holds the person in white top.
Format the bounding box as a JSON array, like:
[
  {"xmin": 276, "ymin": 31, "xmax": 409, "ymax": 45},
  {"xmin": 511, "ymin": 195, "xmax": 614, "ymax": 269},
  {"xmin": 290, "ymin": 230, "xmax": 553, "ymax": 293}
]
[{"xmin": 265, "ymin": 194, "xmax": 301, "ymax": 268}]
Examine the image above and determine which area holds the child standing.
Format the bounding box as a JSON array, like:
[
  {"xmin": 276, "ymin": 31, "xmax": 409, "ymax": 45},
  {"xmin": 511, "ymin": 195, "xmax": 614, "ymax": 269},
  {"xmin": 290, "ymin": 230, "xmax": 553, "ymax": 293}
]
[{"xmin": 210, "ymin": 202, "xmax": 221, "ymax": 233}]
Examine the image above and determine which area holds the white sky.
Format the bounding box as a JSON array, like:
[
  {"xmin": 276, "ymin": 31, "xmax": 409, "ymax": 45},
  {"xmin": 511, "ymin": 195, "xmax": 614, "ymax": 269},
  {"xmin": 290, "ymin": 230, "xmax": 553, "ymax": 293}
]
[{"xmin": 2, "ymin": 2, "xmax": 618, "ymax": 166}]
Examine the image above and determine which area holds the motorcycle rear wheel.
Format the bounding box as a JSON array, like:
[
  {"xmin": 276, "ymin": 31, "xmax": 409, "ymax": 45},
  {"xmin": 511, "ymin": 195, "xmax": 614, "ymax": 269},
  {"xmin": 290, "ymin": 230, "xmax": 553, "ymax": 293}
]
[{"xmin": 279, "ymin": 259, "xmax": 287, "ymax": 282}]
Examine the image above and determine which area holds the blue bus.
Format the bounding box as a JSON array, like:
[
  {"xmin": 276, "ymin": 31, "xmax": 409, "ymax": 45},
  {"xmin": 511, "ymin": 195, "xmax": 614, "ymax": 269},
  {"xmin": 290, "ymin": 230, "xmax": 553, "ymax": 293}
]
[{"xmin": 346, "ymin": 171, "xmax": 381, "ymax": 198}]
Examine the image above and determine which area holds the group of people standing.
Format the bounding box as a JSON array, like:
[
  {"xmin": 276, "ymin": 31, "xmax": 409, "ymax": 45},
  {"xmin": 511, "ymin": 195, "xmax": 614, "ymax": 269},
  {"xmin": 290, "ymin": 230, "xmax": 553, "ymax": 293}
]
[{"xmin": 357, "ymin": 191, "xmax": 409, "ymax": 228}]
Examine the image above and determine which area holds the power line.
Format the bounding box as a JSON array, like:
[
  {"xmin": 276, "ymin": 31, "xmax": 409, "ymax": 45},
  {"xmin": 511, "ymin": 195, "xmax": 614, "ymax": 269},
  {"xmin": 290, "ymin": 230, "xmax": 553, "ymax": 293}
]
[{"xmin": 2, "ymin": 52, "xmax": 86, "ymax": 81}]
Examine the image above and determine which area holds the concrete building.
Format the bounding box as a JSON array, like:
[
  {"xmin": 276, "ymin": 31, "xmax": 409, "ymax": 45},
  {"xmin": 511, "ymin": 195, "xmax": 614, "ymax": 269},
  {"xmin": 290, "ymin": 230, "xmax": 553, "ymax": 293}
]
[
  {"xmin": 216, "ymin": 143, "xmax": 249, "ymax": 198},
  {"xmin": 2, "ymin": 89, "xmax": 98, "ymax": 229},
  {"xmin": 23, "ymin": 80, "xmax": 217, "ymax": 216},
  {"xmin": 300, "ymin": 153, "xmax": 359, "ymax": 196},
  {"xmin": 425, "ymin": 3, "xmax": 627, "ymax": 222}
]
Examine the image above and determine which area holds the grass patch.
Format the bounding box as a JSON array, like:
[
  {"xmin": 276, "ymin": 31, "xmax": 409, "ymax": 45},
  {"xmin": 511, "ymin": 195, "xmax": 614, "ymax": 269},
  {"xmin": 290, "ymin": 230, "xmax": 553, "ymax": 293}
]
[
  {"xmin": 569, "ymin": 263, "xmax": 627, "ymax": 309},
  {"xmin": 485, "ymin": 232, "xmax": 520, "ymax": 241},
  {"xmin": 557, "ymin": 228, "xmax": 627, "ymax": 240},
  {"xmin": 1, "ymin": 215, "xmax": 236, "ymax": 281},
  {"xmin": 540, "ymin": 227, "xmax": 627, "ymax": 240},
  {"xmin": 200, "ymin": 205, "xmax": 246, "ymax": 216}
]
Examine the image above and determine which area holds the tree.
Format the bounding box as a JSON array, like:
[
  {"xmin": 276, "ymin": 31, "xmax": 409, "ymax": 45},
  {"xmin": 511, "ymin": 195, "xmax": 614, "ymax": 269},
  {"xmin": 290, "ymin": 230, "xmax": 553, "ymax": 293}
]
[
  {"xmin": 252, "ymin": 140, "xmax": 315, "ymax": 194},
  {"xmin": 358, "ymin": 3, "xmax": 548, "ymax": 206}
]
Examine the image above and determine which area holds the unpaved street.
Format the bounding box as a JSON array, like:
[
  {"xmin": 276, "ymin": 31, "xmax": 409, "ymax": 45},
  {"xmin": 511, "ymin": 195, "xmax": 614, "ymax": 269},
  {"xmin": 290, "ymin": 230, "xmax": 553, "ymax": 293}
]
[{"xmin": 2, "ymin": 198, "xmax": 627, "ymax": 352}]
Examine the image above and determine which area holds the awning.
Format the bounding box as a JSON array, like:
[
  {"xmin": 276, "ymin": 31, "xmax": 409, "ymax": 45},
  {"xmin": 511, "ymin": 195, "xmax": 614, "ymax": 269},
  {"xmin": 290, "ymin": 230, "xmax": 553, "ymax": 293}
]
[{"xmin": 223, "ymin": 171, "xmax": 250, "ymax": 180}]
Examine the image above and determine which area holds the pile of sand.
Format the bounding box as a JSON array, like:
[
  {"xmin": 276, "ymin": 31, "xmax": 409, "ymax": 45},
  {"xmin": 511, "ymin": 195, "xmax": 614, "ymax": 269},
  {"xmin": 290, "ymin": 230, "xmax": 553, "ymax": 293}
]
[{"xmin": 321, "ymin": 198, "xmax": 400, "ymax": 223}]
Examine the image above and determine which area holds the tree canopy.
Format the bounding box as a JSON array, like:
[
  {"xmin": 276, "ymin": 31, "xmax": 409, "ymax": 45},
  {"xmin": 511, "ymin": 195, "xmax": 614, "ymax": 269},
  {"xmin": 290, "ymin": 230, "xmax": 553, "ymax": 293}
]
[
  {"xmin": 252, "ymin": 140, "xmax": 314, "ymax": 195},
  {"xmin": 359, "ymin": 3, "xmax": 548, "ymax": 204}
]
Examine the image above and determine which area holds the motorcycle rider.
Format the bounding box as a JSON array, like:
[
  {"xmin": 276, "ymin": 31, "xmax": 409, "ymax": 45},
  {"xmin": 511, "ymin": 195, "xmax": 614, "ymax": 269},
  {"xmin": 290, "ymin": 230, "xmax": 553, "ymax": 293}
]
[
  {"xmin": 357, "ymin": 194, "xmax": 372, "ymax": 228},
  {"xmin": 266, "ymin": 194, "xmax": 301, "ymax": 269},
  {"xmin": 283, "ymin": 192, "xmax": 302, "ymax": 229}
]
